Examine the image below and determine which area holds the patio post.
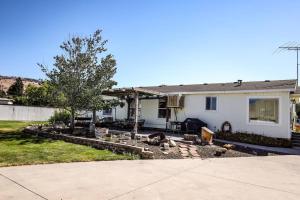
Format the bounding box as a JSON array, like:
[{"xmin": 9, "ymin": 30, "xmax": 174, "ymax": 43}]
[{"xmin": 132, "ymin": 91, "xmax": 139, "ymax": 139}]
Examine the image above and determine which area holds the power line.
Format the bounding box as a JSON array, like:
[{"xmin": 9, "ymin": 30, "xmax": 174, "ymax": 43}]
[{"xmin": 278, "ymin": 44, "xmax": 300, "ymax": 86}]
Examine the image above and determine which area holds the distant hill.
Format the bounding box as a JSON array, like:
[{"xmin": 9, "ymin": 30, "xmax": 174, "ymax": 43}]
[{"xmin": 0, "ymin": 75, "xmax": 40, "ymax": 92}]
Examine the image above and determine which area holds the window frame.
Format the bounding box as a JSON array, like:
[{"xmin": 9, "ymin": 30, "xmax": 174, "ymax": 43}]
[
  {"xmin": 205, "ymin": 96, "xmax": 218, "ymax": 111},
  {"xmin": 246, "ymin": 96, "xmax": 281, "ymax": 126},
  {"xmin": 102, "ymin": 108, "xmax": 112, "ymax": 116}
]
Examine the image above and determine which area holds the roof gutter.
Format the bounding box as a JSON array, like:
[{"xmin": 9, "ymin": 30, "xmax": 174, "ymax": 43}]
[{"xmin": 163, "ymin": 88, "xmax": 295, "ymax": 95}]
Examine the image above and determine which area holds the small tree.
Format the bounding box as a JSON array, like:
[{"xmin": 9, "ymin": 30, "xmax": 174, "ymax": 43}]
[
  {"xmin": 25, "ymin": 84, "xmax": 47, "ymax": 106},
  {"xmin": 39, "ymin": 29, "xmax": 117, "ymax": 131},
  {"xmin": 7, "ymin": 77, "xmax": 24, "ymax": 96},
  {"xmin": 24, "ymin": 82, "xmax": 63, "ymax": 107}
]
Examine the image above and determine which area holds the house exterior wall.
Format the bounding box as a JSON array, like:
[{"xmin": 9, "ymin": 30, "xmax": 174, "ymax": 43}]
[
  {"xmin": 140, "ymin": 99, "xmax": 167, "ymax": 129},
  {"xmin": 172, "ymin": 91, "xmax": 291, "ymax": 139},
  {"xmin": 80, "ymin": 103, "xmax": 128, "ymax": 121},
  {"xmin": 113, "ymin": 91, "xmax": 291, "ymax": 139}
]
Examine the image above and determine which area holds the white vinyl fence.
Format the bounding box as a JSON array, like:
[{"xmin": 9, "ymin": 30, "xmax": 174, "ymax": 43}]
[{"xmin": 0, "ymin": 105, "xmax": 58, "ymax": 121}]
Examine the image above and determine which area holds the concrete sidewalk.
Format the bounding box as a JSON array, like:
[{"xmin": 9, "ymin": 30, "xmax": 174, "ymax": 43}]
[{"xmin": 1, "ymin": 156, "xmax": 300, "ymax": 200}]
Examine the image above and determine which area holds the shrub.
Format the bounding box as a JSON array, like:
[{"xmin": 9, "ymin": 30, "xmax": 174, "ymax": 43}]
[
  {"xmin": 13, "ymin": 96, "xmax": 28, "ymax": 105},
  {"xmin": 0, "ymin": 89, "xmax": 6, "ymax": 97},
  {"xmin": 49, "ymin": 110, "xmax": 71, "ymax": 125},
  {"xmin": 215, "ymin": 131, "xmax": 292, "ymax": 148}
]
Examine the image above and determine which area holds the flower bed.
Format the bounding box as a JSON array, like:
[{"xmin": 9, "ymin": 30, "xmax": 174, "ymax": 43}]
[{"xmin": 215, "ymin": 131, "xmax": 292, "ymax": 148}]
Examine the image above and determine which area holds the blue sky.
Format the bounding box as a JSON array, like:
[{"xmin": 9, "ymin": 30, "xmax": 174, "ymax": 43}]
[{"xmin": 0, "ymin": 0, "xmax": 299, "ymax": 87}]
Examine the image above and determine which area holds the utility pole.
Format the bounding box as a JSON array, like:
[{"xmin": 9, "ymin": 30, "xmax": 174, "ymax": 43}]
[{"xmin": 278, "ymin": 45, "xmax": 300, "ymax": 86}]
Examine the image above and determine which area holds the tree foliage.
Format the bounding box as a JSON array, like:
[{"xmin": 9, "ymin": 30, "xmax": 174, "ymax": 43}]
[
  {"xmin": 24, "ymin": 82, "xmax": 65, "ymax": 107},
  {"xmin": 7, "ymin": 77, "xmax": 24, "ymax": 96},
  {"xmin": 11, "ymin": 82, "xmax": 64, "ymax": 107},
  {"xmin": 39, "ymin": 29, "xmax": 117, "ymax": 129}
]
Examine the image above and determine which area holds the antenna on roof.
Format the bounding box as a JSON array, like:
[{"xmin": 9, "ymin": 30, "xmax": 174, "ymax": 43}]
[{"xmin": 278, "ymin": 42, "xmax": 300, "ymax": 86}]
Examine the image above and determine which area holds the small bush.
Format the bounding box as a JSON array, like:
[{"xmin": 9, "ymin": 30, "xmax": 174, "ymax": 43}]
[
  {"xmin": 49, "ymin": 110, "xmax": 71, "ymax": 125},
  {"xmin": 215, "ymin": 131, "xmax": 292, "ymax": 148},
  {"xmin": 0, "ymin": 89, "xmax": 6, "ymax": 97},
  {"xmin": 13, "ymin": 96, "xmax": 28, "ymax": 105}
]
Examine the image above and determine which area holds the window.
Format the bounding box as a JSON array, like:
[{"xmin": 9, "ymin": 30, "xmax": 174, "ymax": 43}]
[
  {"xmin": 158, "ymin": 98, "xmax": 170, "ymax": 118},
  {"xmin": 249, "ymin": 98, "xmax": 279, "ymax": 123},
  {"xmin": 103, "ymin": 108, "xmax": 112, "ymax": 115},
  {"xmin": 206, "ymin": 97, "xmax": 217, "ymax": 110}
]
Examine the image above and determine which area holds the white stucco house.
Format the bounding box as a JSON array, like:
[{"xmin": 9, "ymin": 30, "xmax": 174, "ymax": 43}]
[{"xmin": 99, "ymin": 79, "xmax": 299, "ymax": 139}]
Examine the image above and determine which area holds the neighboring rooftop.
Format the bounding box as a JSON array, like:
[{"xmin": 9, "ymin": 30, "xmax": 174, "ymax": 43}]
[{"xmin": 139, "ymin": 79, "xmax": 297, "ymax": 93}]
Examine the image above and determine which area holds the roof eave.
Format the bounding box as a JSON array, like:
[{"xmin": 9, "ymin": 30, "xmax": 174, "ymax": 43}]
[{"xmin": 162, "ymin": 88, "xmax": 295, "ymax": 95}]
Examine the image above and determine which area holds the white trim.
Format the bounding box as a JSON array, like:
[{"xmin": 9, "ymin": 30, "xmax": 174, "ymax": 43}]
[
  {"xmin": 165, "ymin": 88, "xmax": 293, "ymax": 95},
  {"xmin": 246, "ymin": 96, "xmax": 282, "ymax": 127}
]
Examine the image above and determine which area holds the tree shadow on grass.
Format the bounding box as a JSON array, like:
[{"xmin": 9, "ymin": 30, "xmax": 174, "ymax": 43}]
[{"xmin": 0, "ymin": 131, "xmax": 55, "ymax": 145}]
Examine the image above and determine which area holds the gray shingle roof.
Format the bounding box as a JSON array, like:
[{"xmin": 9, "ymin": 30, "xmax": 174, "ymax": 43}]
[{"xmin": 139, "ymin": 79, "xmax": 297, "ymax": 93}]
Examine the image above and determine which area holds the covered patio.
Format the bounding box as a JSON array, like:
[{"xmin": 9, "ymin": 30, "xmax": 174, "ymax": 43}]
[{"xmin": 103, "ymin": 87, "xmax": 166, "ymax": 138}]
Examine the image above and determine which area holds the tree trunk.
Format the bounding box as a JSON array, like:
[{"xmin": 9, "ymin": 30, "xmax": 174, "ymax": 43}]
[
  {"xmin": 70, "ymin": 108, "xmax": 75, "ymax": 133},
  {"xmin": 92, "ymin": 109, "xmax": 96, "ymax": 124},
  {"xmin": 88, "ymin": 109, "xmax": 96, "ymax": 138}
]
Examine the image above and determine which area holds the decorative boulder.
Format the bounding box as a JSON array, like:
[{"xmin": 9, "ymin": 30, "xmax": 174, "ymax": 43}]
[
  {"xmin": 169, "ymin": 139, "xmax": 177, "ymax": 147},
  {"xmin": 215, "ymin": 147, "xmax": 227, "ymax": 156},
  {"xmin": 160, "ymin": 138, "xmax": 169, "ymax": 144},
  {"xmin": 223, "ymin": 144, "xmax": 235, "ymax": 150},
  {"xmin": 163, "ymin": 143, "xmax": 170, "ymax": 151},
  {"xmin": 144, "ymin": 147, "xmax": 150, "ymax": 151},
  {"xmin": 136, "ymin": 135, "xmax": 141, "ymax": 140},
  {"xmin": 53, "ymin": 122, "xmax": 65, "ymax": 130},
  {"xmin": 147, "ymin": 137, "xmax": 160, "ymax": 145},
  {"xmin": 184, "ymin": 134, "xmax": 199, "ymax": 141},
  {"xmin": 124, "ymin": 132, "xmax": 131, "ymax": 137}
]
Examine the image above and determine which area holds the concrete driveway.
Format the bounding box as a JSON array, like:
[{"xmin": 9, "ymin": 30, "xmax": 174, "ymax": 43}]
[{"xmin": 0, "ymin": 156, "xmax": 300, "ymax": 200}]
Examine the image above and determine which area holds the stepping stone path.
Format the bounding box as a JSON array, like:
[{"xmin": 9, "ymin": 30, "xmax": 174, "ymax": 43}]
[{"xmin": 178, "ymin": 144, "xmax": 201, "ymax": 158}]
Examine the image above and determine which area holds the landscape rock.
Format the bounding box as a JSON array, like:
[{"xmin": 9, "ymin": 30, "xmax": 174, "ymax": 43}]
[
  {"xmin": 163, "ymin": 143, "xmax": 170, "ymax": 151},
  {"xmin": 123, "ymin": 136, "xmax": 131, "ymax": 140},
  {"xmin": 124, "ymin": 132, "xmax": 131, "ymax": 137},
  {"xmin": 215, "ymin": 147, "xmax": 227, "ymax": 156},
  {"xmin": 148, "ymin": 137, "xmax": 160, "ymax": 145},
  {"xmin": 223, "ymin": 144, "xmax": 235, "ymax": 150},
  {"xmin": 169, "ymin": 139, "xmax": 177, "ymax": 147},
  {"xmin": 160, "ymin": 138, "xmax": 169, "ymax": 144},
  {"xmin": 184, "ymin": 134, "xmax": 199, "ymax": 141},
  {"xmin": 144, "ymin": 147, "xmax": 150, "ymax": 151}
]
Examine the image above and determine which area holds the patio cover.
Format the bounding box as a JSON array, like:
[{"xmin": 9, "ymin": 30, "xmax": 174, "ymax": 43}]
[
  {"xmin": 103, "ymin": 87, "xmax": 166, "ymax": 138},
  {"xmin": 103, "ymin": 87, "xmax": 164, "ymax": 97}
]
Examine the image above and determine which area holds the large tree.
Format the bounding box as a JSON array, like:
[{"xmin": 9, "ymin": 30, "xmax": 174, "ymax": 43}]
[
  {"xmin": 7, "ymin": 77, "xmax": 24, "ymax": 96},
  {"xmin": 39, "ymin": 29, "xmax": 117, "ymax": 131}
]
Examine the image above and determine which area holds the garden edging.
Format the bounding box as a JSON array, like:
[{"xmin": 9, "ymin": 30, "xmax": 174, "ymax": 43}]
[{"xmin": 23, "ymin": 126, "xmax": 154, "ymax": 159}]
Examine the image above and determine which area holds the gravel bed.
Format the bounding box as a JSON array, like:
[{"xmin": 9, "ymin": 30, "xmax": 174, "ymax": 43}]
[
  {"xmin": 62, "ymin": 131, "xmax": 273, "ymax": 159},
  {"xmin": 197, "ymin": 144, "xmax": 254, "ymax": 159}
]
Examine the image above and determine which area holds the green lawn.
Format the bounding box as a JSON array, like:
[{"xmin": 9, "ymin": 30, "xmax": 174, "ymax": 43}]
[{"xmin": 0, "ymin": 121, "xmax": 137, "ymax": 167}]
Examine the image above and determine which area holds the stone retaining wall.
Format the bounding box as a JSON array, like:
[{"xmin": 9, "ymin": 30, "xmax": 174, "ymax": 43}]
[{"xmin": 24, "ymin": 127, "xmax": 154, "ymax": 159}]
